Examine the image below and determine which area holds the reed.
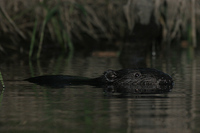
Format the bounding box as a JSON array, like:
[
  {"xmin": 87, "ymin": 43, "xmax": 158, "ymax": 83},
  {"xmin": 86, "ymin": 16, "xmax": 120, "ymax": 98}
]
[
  {"xmin": 0, "ymin": 71, "xmax": 5, "ymax": 88},
  {"xmin": 29, "ymin": 19, "xmax": 38, "ymax": 58},
  {"xmin": 0, "ymin": 71, "xmax": 5, "ymax": 107},
  {"xmin": 0, "ymin": 87, "xmax": 4, "ymax": 107},
  {"xmin": 0, "ymin": 0, "xmax": 199, "ymax": 56}
]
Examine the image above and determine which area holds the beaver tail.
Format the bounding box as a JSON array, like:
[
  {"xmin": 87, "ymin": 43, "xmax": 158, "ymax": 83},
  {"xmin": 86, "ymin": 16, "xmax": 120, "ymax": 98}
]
[{"xmin": 25, "ymin": 75, "xmax": 93, "ymax": 88}]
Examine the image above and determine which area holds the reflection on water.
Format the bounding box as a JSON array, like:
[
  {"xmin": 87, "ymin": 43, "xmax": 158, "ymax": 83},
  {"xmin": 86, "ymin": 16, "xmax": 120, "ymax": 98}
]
[{"xmin": 0, "ymin": 47, "xmax": 200, "ymax": 132}]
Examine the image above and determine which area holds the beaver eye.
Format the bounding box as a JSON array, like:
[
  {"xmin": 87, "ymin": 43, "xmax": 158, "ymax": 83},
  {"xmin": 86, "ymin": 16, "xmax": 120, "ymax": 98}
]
[
  {"xmin": 110, "ymin": 74, "xmax": 117, "ymax": 78},
  {"xmin": 134, "ymin": 72, "xmax": 141, "ymax": 78},
  {"xmin": 104, "ymin": 70, "xmax": 117, "ymax": 82}
]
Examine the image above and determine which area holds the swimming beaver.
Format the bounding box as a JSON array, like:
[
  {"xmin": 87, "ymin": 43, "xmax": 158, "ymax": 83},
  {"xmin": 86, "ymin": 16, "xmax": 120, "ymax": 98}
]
[{"xmin": 25, "ymin": 68, "xmax": 173, "ymax": 93}]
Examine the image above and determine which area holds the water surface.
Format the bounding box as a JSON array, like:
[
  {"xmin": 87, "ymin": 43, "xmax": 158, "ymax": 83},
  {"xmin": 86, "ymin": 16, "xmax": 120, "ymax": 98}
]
[{"xmin": 0, "ymin": 47, "xmax": 200, "ymax": 133}]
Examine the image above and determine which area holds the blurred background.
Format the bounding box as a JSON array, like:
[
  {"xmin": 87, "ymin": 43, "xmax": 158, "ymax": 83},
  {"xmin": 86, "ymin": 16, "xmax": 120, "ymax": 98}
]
[{"xmin": 0, "ymin": 0, "xmax": 199, "ymax": 59}]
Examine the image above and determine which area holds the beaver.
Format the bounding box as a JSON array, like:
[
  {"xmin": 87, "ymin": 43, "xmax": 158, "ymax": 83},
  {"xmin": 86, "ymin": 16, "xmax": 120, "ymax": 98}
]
[{"xmin": 25, "ymin": 68, "xmax": 173, "ymax": 94}]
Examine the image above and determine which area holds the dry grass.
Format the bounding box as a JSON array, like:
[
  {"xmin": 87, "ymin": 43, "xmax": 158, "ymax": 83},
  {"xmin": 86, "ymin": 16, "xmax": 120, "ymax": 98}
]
[
  {"xmin": 0, "ymin": 0, "xmax": 199, "ymax": 57},
  {"xmin": 0, "ymin": 0, "xmax": 126, "ymax": 42}
]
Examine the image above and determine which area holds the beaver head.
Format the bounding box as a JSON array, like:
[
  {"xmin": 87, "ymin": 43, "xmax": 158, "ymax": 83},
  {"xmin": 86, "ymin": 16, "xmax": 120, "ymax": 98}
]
[{"xmin": 102, "ymin": 68, "xmax": 173, "ymax": 86}]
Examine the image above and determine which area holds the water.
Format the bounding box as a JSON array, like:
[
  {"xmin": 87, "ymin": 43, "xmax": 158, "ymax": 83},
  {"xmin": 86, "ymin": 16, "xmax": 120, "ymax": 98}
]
[{"xmin": 0, "ymin": 47, "xmax": 200, "ymax": 133}]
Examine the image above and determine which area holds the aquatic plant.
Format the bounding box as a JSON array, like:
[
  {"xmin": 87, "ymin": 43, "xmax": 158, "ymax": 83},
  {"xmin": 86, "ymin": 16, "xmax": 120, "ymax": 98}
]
[{"xmin": 0, "ymin": 71, "xmax": 5, "ymax": 88}]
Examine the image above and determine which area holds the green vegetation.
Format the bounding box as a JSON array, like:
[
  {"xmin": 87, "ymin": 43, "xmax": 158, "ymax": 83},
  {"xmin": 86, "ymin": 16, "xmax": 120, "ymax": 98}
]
[
  {"xmin": 0, "ymin": 1, "xmax": 126, "ymax": 54},
  {"xmin": 0, "ymin": 71, "xmax": 5, "ymax": 107},
  {"xmin": 0, "ymin": 71, "xmax": 5, "ymax": 88},
  {"xmin": 0, "ymin": 0, "xmax": 198, "ymax": 57}
]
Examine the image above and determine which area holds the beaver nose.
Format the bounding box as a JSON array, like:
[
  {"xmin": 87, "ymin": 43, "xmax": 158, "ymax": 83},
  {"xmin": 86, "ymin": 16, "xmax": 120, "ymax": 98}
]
[{"xmin": 159, "ymin": 79, "xmax": 173, "ymax": 85}]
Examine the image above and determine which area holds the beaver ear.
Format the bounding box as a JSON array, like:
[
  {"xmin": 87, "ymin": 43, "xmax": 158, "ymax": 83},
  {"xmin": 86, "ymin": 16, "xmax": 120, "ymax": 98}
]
[{"xmin": 104, "ymin": 70, "xmax": 117, "ymax": 82}]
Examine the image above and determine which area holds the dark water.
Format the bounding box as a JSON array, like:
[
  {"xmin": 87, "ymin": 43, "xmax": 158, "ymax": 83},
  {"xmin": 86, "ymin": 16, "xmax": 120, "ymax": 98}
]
[{"xmin": 0, "ymin": 47, "xmax": 200, "ymax": 133}]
